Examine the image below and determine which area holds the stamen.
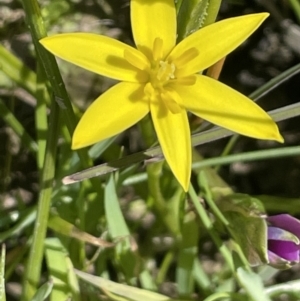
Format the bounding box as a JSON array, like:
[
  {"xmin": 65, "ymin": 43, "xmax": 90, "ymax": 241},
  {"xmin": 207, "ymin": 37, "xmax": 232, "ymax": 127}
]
[
  {"xmin": 124, "ymin": 49, "xmax": 150, "ymax": 70},
  {"xmin": 173, "ymin": 75, "xmax": 196, "ymax": 86},
  {"xmin": 153, "ymin": 38, "xmax": 164, "ymax": 61},
  {"xmin": 161, "ymin": 90, "xmax": 182, "ymax": 114},
  {"xmin": 144, "ymin": 83, "xmax": 156, "ymax": 101},
  {"xmin": 172, "ymin": 47, "xmax": 199, "ymax": 69}
]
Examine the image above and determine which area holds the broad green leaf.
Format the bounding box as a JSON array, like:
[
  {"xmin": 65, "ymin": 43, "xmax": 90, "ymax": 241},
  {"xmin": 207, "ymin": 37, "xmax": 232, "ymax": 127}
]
[
  {"xmin": 219, "ymin": 193, "xmax": 265, "ymax": 217},
  {"xmin": 237, "ymin": 267, "xmax": 271, "ymax": 301},
  {"xmin": 225, "ymin": 212, "xmax": 268, "ymax": 266},
  {"xmin": 219, "ymin": 194, "xmax": 268, "ymax": 266}
]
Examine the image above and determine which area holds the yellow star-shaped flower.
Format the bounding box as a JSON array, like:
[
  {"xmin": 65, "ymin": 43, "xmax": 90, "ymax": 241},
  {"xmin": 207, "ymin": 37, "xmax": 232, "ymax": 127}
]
[{"xmin": 40, "ymin": 0, "xmax": 283, "ymax": 191}]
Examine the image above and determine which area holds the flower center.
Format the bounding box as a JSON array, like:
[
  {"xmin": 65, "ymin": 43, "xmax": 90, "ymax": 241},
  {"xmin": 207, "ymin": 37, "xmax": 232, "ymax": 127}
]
[
  {"xmin": 123, "ymin": 38, "xmax": 198, "ymax": 113},
  {"xmin": 149, "ymin": 59, "xmax": 176, "ymax": 90},
  {"xmin": 148, "ymin": 38, "xmax": 175, "ymax": 90}
]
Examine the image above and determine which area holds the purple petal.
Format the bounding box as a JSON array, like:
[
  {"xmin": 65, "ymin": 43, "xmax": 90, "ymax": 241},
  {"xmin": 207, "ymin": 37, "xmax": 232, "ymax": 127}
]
[
  {"xmin": 268, "ymin": 214, "xmax": 300, "ymax": 238},
  {"xmin": 268, "ymin": 250, "xmax": 291, "ymax": 269},
  {"xmin": 268, "ymin": 226, "xmax": 299, "ymax": 243},
  {"xmin": 268, "ymin": 239, "xmax": 300, "ymax": 261}
]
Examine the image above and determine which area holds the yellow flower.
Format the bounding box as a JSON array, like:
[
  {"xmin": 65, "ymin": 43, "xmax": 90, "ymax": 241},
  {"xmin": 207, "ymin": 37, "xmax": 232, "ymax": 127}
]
[{"xmin": 40, "ymin": 0, "xmax": 283, "ymax": 191}]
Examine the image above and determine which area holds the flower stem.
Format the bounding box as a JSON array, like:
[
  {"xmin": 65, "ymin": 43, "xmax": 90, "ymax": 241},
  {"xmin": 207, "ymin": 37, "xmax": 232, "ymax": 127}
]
[
  {"xmin": 188, "ymin": 183, "xmax": 234, "ymax": 271},
  {"xmin": 22, "ymin": 99, "xmax": 60, "ymax": 301}
]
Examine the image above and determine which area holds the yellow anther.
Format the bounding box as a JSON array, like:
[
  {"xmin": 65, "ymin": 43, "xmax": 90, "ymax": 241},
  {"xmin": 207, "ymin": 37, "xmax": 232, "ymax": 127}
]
[
  {"xmin": 161, "ymin": 91, "xmax": 182, "ymax": 114},
  {"xmin": 171, "ymin": 47, "xmax": 199, "ymax": 69},
  {"xmin": 173, "ymin": 75, "xmax": 196, "ymax": 85},
  {"xmin": 144, "ymin": 82, "xmax": 156, "ymax": 101},
  {"xmin": 124, "ymin": 49, "xmax": 150, "ymax": 70}
]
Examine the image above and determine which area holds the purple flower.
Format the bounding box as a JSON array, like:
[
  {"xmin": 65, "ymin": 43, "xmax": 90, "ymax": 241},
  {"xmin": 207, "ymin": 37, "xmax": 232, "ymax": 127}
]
[{"xmin": 267, "ymin": 214, "xmax": 300, "ymax": 268}]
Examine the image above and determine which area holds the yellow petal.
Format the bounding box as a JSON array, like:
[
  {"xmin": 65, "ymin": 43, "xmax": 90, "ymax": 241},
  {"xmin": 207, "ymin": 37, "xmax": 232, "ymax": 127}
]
[
  {"xmin": 150, "ymin": 101, "xmax": 191, "ymax": 191},
  {"xmin": 72, "ymin": 82, "xmax": 149, "ymax": 149},
  {"xmin": 175, "ymin": 75, "xmax": 283, "ymax": 142},
  {"xmin": 169, "ymin": 13, "xmax": 269, "ymax": 76},
  {"xmin": 40, "ymin": 33, "xmax": 147, "ymax": 82},
  {"xmin": 131, "ymin": 0, "xmax": 176, "ymax": 59}
]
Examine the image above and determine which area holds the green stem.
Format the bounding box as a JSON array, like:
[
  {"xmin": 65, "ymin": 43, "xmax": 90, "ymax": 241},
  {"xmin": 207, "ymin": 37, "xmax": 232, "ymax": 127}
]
[
  {"xmin": 22, "ymin": 99, "xmax": 60, "ymax": 301},
  {"xmin": 35, "ymin": 62, "xmax": 49, "ymax": 170},
  {"xmin": 188, "ymin": 183, "xmax": 234, "ymax": 271},
  {"xmin": 199, "ymin": 171, "xmax": 230, "ymax": 227}
]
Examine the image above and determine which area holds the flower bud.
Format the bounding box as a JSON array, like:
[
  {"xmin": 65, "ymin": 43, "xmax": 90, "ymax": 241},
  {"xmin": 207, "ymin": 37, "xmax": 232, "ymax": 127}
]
[{"xmin": 267, "ymin": 214, "xmax": 300, "ymax": 269}]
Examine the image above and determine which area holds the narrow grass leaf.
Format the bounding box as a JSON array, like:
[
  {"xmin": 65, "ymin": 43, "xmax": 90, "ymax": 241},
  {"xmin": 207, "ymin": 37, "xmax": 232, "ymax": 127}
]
[
  {"xmin": 176, "ymin": 211, "xmax": 198, "ymax": 296},
  {"xmin": 48, "ymin": 213, "xmax": 114, "ymax": 247},
  {"xmin": 265, "ymin": 279, "xmax": 300, "ymax": 298},
  {"xmin": 193, "ymin": 145, "xmax": 300, "ymax": 170},
  {"xmin": 105, "ymin": 175, "xmax": 139, "ymax": 281},
  {"xmin": 0, "ymin": 208, "xmax": 36, "ymax": 243},
  {"xmin": 75, "ymin": 270, "xmax": 187, "ymax": 301},
  {"xmin": 0, "ymin": 98, "xmax": 37, "ymax": 154},
  {"xmin": 45, "ymin": 238, "xmax": 80, "ymax": 301},
  {"xmin": 0, "ymin": 44, "xmax": 36, "ymax": 96},
  {"xmin": 35, "ymin": 63, "xmax": 50, "ymax": 170},
  {"xmin": 30, "ymin": 280, "xmax": 53, "ymax": 301},
  {"xmin": 193, "ymin": 260, "xmax": 213, "ymax": 295},
  {"xmin": 0, "ymin": 245, "xmax": 6, "ymax": 301}
]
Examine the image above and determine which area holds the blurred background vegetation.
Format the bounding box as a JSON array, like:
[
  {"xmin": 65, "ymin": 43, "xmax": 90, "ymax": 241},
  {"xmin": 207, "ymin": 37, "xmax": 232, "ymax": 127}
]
[{"xmin": 1, "ymin": 0, "xmax": 300, "ymax": 300}]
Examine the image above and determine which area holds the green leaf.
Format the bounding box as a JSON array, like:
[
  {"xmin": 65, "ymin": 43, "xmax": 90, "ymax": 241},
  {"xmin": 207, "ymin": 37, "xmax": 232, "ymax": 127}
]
[
  {"xmin": 47, "ymin": 212, "xmax": 114, "ymax": 247},
  {"xmin": 265, "ymin": 279, "xmax": 300, "ymax": 298},
  {"xmin": 0, "ymin": 245, "xmax": 6, "ymax": 301},
  {"xmin": 0, "ymin": 44, "xmax": 36, "ymax": 96},
  {"xmin": 105, "ymin": 175, "xmax": 139, "ymax": 281},
  {"xmin": 226, "ymin": 211, "xmax": 268, "ymax": 266},
  {"xmin": 75, "ymin": 270, "xmax": 188, "ymax": 301},
  {"xmin": 44, "ymin": 238, "xmax": 80, "ymax": 301},
  {"xmin": 30, "ymin": 281, "xmax": 53, "ymax": 301},
  {"xmin": 176, "ymin": 211, "xmax": 198, "ymax": 296},
  {"xmin": 219, "ymin": 193, "xmax": 265, "ymax": 218},
  {"xmin": 0, "ymin": 98, "xmax": 37, "ymax": 154},
  {"xmin": 237, "ymin": 267, "xmax": 271, "ymax": 301},
  {"xmin": 177, "ymin": 0, "xmax": 210, "ymax": 41},
  {"xmin": 0, "ymin": 208, "xmax": 36, "ymax": 243},
  {"xmin": 219, "ymin": 194, "xmax": 268, "ymax": 266}
]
